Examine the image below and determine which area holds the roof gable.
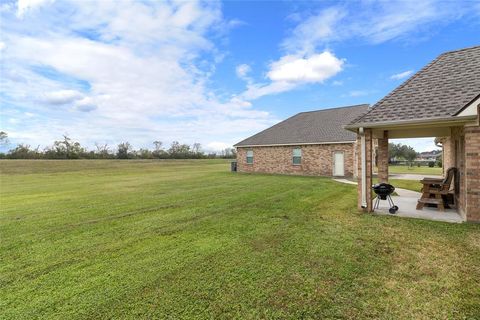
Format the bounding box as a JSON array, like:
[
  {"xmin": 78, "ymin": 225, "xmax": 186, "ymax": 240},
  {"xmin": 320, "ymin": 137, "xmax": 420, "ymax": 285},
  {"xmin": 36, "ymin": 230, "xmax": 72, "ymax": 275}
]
[
  {"xmin": 234, "ymin": 104, "xmax": 369, "ymax": 147},
  {"xmin": 349, "ymin": 46, "xmax": 480, "ymax": 126}
]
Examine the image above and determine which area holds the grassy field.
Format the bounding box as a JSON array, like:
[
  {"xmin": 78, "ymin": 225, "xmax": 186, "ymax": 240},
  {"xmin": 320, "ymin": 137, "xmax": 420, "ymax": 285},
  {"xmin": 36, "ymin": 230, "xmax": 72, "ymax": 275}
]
[
  {"xmin": 388, "ymin": 165, "xmax": 442, "ymax": 175},
  {"xmin": 1, "ymin": 160, "xmax": 479, "ymax": 319}
]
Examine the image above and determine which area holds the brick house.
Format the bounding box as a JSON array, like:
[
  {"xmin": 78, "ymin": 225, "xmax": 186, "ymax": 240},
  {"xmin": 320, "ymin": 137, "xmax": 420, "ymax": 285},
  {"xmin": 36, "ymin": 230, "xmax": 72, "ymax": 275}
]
[
  {"xmin": 346, "ymin": 46, "xmax": 480, "ymax": 222},
  {"xmin": 234, "ymin": 104, "xmax": 369, "ymax": 177}
]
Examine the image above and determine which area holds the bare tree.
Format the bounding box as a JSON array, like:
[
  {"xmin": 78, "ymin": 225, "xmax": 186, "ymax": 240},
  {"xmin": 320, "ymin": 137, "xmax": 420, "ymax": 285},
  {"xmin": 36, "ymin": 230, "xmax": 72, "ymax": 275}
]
[
  {"xmin": 47, "ymin": 135, "xmax": 85, "ymax": 159},
  {"xmin": 95, "ymin": 143, "xmax": 111, "ymax": 158},
  {"xmin": 153, "ymin": 141, "xmax": 163, "ymax": 151},
  {"xmin": 192, "ymin": 142, "xmax": 201, "ymax": 154},
  {"xmin": 0, "ymin": 131, "xmax": 8, "ymax": 145}
]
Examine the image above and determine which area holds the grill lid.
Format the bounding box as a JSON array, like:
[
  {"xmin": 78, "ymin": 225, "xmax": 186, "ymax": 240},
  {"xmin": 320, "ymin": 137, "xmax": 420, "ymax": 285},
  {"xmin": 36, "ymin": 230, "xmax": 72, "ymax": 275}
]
[{"xmin": 372, "ymin": 183, "xmax": 395, "ymax": 195}]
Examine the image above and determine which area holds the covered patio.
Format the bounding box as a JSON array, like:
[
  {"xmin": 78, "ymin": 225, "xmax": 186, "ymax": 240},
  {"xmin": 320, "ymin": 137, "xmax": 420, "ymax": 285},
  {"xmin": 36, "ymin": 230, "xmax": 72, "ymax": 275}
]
[
  {"xmin": 345, "ymin": 46, "xmax": 480, "ymax": 223},
  {"xmin": 372, "ymin": 171, "xmax": 463, "ymax": 224}
]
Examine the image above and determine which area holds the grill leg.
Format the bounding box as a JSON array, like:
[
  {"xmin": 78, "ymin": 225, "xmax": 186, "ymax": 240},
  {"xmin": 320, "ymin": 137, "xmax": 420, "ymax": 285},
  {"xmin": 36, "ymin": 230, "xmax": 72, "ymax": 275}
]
[{"xmin": 387, "ymin": 195, "xmax": 394, "ymax": 208}]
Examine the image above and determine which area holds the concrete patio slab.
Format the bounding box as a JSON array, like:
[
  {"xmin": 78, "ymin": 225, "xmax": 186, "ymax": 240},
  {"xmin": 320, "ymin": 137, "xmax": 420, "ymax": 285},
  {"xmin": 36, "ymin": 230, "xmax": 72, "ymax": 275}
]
[
  {"xmin": 373, "ymin": 194, "xmax": 463, "ymax": 223},
  {"xmin": 332, "ymin": 178, "xmax": 357, "ymax": 185},
  {"xmin": 332, "ymin": 178, "xmax": 464, "ymax": 223}
]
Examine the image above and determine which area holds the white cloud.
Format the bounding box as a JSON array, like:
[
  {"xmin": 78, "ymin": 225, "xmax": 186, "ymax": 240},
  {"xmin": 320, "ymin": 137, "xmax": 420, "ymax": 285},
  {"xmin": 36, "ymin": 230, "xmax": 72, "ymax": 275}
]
[
  {"xmin": 241, "ymin": 51, "xmax": 344, "ymax": 100},
  {"xmin": 74, "ymin": 97, "xmax": 97, "ymax": 112},
  {"xmin": 242, "ymin": 81, "xmax": 297, "ymax": 100},
  {"xmin": 1, "ymin": 0, "xmax": 275, "ymax": 149},
  {"xmin": 391, "ymin": 138, "xmax": 440, "ymax": 152},
  {"xmin": 240, "ymin": 0, "xmax": 475, "ymax": 101},
  {"xmin": 282, "ymin": 1, "xmax": 475, "ymax": 50},
  {"xmin": 390, "ymin": 70, "xmax": 413, "ymax": 80},
  {"xmin": 43, "ymin": 90, "xmax": 83, "ymax": 105},
  {"xmin": 16, "ymin": 0, "xmax": 51, "ymax": 17},
  {"xmin": 235, "ymin": 63, "xmax": 252, "ymax": 82},
  {"xmin": 267, "ymin": 51, "xmax": 343, "ymax": 83},
  {"xmin": 206, "ymin": 141, "xmax": 232, "ymax": 151},
  {"xmin": 348, "ymin": 90, "xmax": 369, "ymax": 97},
  {"xmin": 282, "ymin": 7, "xmax": 345, "ymax": 54}
]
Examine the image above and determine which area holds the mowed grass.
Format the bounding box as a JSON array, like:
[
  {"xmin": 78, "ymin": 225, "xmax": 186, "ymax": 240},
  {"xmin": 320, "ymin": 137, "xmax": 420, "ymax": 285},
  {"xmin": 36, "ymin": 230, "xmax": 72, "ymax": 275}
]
[
  {"xmin": 389, "ymin": 165, "xmax": 442, "ymax": 175},
  {"xmin": 372, "ymin": 178, "xmax": 423, "ymax": 193},
  {"xmin": 389, "ymin": 179, "xmax": 425, "ymax": 193},
  {"xmin": 1, "ymin": 160, "xmax": 479, "ymax": 319}
]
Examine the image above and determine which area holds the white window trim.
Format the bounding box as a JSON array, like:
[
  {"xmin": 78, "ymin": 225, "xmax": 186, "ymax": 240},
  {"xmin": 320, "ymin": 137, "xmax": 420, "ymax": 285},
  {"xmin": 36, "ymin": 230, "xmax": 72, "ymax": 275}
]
[
  {"xmin": 246, "ymin": 150, "xmax": 254, "ymax": 164},
  {"xmin": 292, "ymin": 148, "xmax": 302, "ymax": 165}
]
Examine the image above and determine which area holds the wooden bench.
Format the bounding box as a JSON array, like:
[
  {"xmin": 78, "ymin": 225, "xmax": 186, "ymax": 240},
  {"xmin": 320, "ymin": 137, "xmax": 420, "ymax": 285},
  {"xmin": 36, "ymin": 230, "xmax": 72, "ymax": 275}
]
[
  {"xmin": 417, "ymin": 168, "xmax": 457, "ymax": 212},
  {"xmin": 416, "ymin": 197, "xmax": 444, "ymax": 211}
]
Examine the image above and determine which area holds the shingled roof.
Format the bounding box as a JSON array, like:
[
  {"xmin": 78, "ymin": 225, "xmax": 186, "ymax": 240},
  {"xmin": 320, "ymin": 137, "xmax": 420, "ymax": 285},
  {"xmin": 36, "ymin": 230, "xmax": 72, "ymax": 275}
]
[
  {"xmin": 348, "ymin": 45, "xmax": 480, "ymax": 127},
  {"xmin": 234, "ymin": 104, "xmax": 369, "ymax": 147}
]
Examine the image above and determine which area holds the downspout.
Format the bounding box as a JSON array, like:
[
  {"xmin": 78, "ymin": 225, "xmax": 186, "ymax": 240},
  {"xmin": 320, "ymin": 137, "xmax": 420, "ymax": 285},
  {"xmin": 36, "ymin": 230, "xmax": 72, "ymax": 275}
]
[{"xmin": 359, "ymin": 127, "xmax": 367, "ymax": 208}]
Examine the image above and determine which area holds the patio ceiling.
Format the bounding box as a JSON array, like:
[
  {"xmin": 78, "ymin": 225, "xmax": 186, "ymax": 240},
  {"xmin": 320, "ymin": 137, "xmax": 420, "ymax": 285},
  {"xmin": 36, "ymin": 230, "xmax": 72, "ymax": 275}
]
[{"xmin": 361, "ymin": 116, "xmax": 479, "ymax": 139}]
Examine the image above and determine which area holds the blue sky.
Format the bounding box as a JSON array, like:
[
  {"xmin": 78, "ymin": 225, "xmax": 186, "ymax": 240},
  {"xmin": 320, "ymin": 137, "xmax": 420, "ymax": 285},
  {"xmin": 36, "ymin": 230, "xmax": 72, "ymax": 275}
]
[{"xmin": 1, "ymin": 0, "xmax": 479, "ymax": 152}]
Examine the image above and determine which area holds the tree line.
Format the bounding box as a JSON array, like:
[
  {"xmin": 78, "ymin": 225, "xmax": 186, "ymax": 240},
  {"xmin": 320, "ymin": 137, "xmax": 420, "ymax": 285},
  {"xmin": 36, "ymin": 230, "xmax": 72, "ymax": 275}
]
[
  {"xmin": 0, "ymin": 132, "xmax": 236, "ymax": 160},
  {"xmin": 388, "ymin": 143, "xmax": 417, "ymax": 162},
  {"xmin": 388, "ymin": 142, "xmax": 441, "ymax": 167}
]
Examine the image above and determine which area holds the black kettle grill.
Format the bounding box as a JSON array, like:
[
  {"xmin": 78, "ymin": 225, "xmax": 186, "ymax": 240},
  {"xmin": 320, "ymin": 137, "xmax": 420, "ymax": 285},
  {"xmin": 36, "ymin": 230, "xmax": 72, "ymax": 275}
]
[{"xmin": 372, "ymin": 183, "xmax": 398, "ymax": 214}]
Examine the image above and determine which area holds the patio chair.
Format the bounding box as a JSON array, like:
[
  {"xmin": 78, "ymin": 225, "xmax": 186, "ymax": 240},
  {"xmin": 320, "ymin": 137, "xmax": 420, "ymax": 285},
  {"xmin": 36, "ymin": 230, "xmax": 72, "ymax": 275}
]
[{"xmin": 416, "ymin": 167, "xmax": 457, "ymax": 212}]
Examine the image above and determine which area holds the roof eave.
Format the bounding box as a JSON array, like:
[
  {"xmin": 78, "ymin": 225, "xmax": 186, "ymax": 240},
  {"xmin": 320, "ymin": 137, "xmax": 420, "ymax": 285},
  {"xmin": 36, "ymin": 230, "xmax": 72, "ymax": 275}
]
[
  {"xmin": 344, "ymin": 115, "xmax": 478, "ymax": 131},
  {"xmin": 234, "ymin": 140, "xmax": 356, "ymax": 148}
]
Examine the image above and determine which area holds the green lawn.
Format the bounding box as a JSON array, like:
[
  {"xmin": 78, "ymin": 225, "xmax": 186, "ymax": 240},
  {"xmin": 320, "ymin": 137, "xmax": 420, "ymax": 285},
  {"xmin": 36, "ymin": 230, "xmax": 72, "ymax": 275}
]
[
  {"xmin": 388, "ymin": 165, "xmax": 443, "ymax": 175},
  {"xmin": 389, "ymin": 179, "xmax": 424, "ymax": 193},
  {"xmin": 1, "ymin": 160, "xmax": 479, "ymax": 319},
  {"xmin": 373, "ymin": 178, "xmax": 423, "ymax": 193}
]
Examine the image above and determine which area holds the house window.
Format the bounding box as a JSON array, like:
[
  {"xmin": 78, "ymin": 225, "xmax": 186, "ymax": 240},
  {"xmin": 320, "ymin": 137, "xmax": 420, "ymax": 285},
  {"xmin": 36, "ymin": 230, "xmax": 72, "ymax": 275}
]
[
  {"xmin": 246, "ymin": 150, "xmax": 254, "ymax": 164},
  {"xmin": 293, "ymin": 148, "xmax": 302, "ymax": 165}
]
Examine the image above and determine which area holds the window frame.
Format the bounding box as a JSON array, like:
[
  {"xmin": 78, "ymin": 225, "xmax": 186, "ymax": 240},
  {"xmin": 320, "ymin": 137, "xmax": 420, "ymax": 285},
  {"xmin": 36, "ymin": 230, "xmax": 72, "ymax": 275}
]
[
  {"xmin": 292, "ymin": 148, "xmax": 302, "ymax": 165},
  {"xmin": 246, "ymin": 150, "xmax": 254, "ymax": 164}
]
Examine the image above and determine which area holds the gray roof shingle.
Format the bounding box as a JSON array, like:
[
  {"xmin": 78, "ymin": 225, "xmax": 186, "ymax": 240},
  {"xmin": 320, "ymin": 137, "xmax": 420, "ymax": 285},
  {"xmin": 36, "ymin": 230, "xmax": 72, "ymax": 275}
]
[
  {"xmin": 349, "ymin": 45, "xmax": 480, "ymax": 126},
  {"xmin": 234, "ymin": 104, "xmax": 369, "ymax": 147}
]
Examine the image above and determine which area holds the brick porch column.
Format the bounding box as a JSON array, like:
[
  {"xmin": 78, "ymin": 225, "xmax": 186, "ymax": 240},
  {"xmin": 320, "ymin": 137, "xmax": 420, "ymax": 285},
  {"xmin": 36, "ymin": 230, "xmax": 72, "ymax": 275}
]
[
  {"xmin": 377, "ymin": 131, "xmax": 389, "ymax": 183},
  {"xmin": 442, "ymin": 136, "xmax": 455, "ymax": 174},
  {"xmin": 464, "ymin": 125, "xmax": 480, "ymax": 222},
  {"xmin": 357, "ymin": 128, "xmax": 373, "ymax": 212}
]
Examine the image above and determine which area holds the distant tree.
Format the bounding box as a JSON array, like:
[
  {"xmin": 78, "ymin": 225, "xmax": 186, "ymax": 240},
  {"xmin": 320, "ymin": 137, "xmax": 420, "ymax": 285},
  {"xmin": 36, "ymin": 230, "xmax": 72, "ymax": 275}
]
[
  {"xmin": 2, "ymin": 136, "xmax": 214, "ymax": 160},
  {"xmin": 388, "ymin": 143, "xmax": 401, "ymax": 162},
  {"xmin": 137, "ymin": 148, "xmax": 153, "ymax": 159},
  {"xmin": 0, "ymin": 131, "xmax": 8, "ymax": 145},
  {"xmin": 402, "ymin": 145, "xmax": 417, "ymax": 162},
  {"xmin": 46, "ymin": 135, "xmax": 86, "ymax": 159},
  {"xmin": 94, "ymin": 143, "xmax": 112, "ymax": 159},
  {"xmin": 153, "ymin": 141, "xmax": 163, "ymax": 151},
  {"xmin": 152, "ymin": 141, "xmax": 167, "ymax": 158},
  {"xmin": 7, "ymin": 144, "xmax": 39, "ymax": 159},
  {"xmin": 168, "ymin": 141, "xmax": 191, "ymax": 158},
  {"xmin": 192, "ymin": 142, "xmax": 201, "ymax": 154},
  {"xmin": 389, "ymin": 142, "xmax": 417, "ymax": 164},
  {"xmin": 116, "ymin": 142, "xmax": 133, "ymax": 159},
  {"xmin": 217, "ymin": 147, "xmax": 236, "ymax": 159}
]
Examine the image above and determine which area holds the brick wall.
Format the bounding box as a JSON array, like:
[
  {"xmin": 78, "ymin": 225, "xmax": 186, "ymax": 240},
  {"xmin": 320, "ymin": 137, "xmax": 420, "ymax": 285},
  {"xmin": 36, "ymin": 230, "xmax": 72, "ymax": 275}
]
[
  {"xmin": 236, "ymin": 143, "xmax": 356, "ymax": 177},
  {"xmin": 441, "ymin": 136, "xmax": 454, "ymax": 175},
  {"xmin": 377, "ymin": 131, "xmax": 389, "ymax": 183},
  {"xmin": 464, "ymin": 123, "xmax": 480, "ymax": 222},
  {"xmin": 450, "ymin": 126, "xmax": 466, "ymax": 219}
]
